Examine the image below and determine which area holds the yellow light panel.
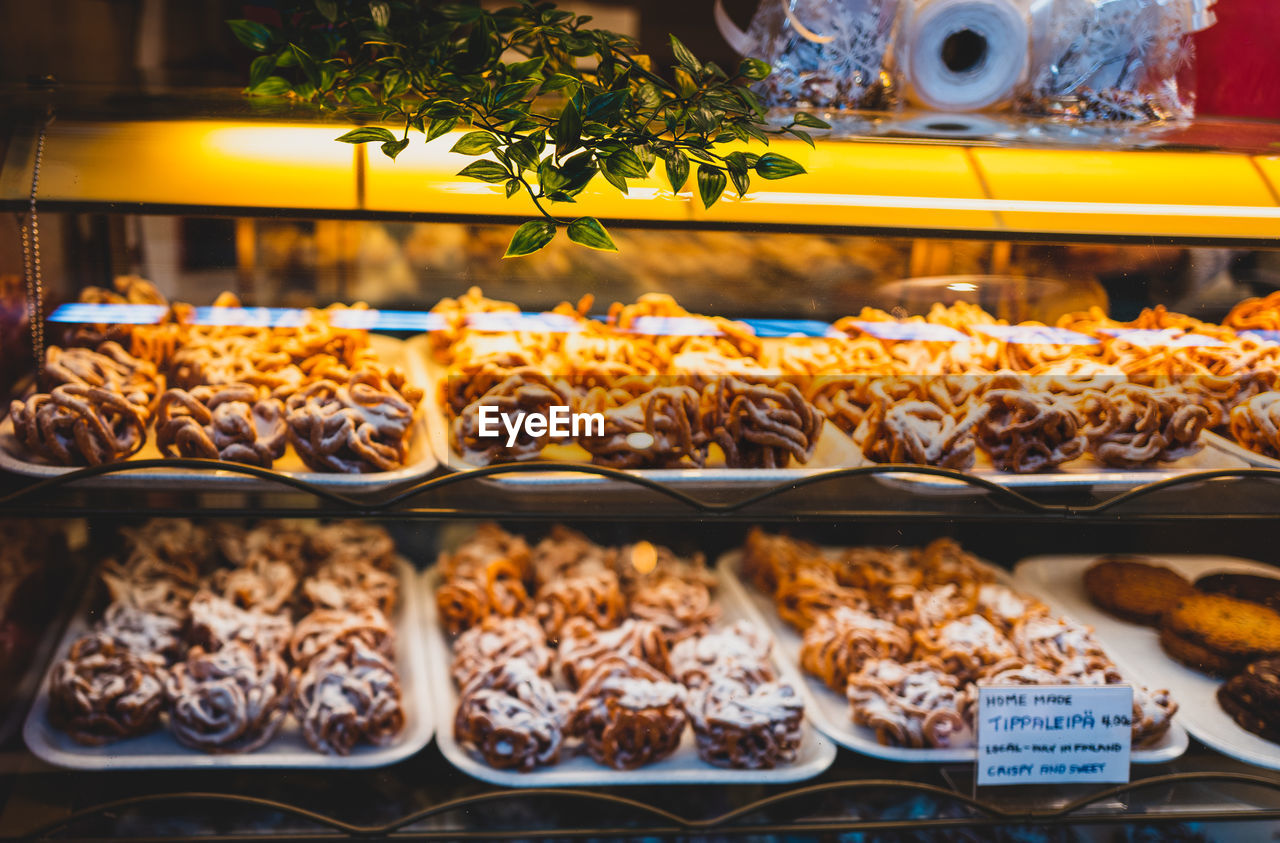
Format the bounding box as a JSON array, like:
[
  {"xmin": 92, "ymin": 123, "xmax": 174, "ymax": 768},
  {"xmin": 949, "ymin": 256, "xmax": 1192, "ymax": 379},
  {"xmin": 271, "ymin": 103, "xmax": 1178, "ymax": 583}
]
[
  {"xmin": 2, "ymin": 118, "xmax": 1276, "ymax": 242},
  {"xmin": 970, "ymin": 148, "xmax": 1280, "ymax": 239},
  {"xmin": 17, "ymin": 120, "xmax": 357, "ymax": 209},
  {"xmin": 687, "ymin": 139, "xmax": 997, "ymax": 231}
]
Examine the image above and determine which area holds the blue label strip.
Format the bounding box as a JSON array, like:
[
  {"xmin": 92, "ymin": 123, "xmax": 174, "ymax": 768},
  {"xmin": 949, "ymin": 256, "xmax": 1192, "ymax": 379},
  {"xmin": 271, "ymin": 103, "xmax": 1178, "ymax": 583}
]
[{"xmin": 45, "ymin": 303, "xmax": 1267, "ymax": 348}]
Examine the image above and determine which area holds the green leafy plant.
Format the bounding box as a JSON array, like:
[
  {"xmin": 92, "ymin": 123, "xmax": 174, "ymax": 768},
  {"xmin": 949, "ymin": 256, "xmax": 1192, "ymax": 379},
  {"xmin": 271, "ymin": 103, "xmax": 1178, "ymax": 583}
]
[{"xmin": 230, "ymin": 1, "xmax": 828, "ymax": 256}]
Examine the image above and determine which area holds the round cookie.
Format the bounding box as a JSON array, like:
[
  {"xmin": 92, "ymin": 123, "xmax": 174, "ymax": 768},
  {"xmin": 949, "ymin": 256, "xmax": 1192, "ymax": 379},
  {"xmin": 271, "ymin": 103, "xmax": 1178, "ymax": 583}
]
[
  {"xmin": 1083, "ymin": 556, "xmax": 1194, "ymax": 625},
  {"xmin": 1158, "ymin": 626, "xmax": 1245, "ymax": 677},
  {"xmin": 1228, "ymin": 657, "xmax": 1280, "ymax": 710},
  {"xmin": 1195, "ymin": 573, "xmax": 1280, "ymax": 613},
  {"xmin": 1164, "ymin": 594, "xmax": 1280, "ymax": 659},
  {"xmin": 1218, "ymin": 672, "xmax": 1280, "ymax": 745}
]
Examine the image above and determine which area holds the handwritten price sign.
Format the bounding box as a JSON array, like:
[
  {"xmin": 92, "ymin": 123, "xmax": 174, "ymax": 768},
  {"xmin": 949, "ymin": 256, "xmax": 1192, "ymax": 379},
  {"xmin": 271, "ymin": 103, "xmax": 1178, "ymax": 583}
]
[{"xmin": 977, "ymin": 684, "xmax": 1133, "ymax": 786}]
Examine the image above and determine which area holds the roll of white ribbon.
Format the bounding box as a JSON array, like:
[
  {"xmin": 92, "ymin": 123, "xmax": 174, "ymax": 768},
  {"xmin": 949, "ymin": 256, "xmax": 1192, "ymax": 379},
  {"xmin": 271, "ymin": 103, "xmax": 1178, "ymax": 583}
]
[{"xmin": 900, "ymin": 0, "xmax": 1036, "ymax": 111}]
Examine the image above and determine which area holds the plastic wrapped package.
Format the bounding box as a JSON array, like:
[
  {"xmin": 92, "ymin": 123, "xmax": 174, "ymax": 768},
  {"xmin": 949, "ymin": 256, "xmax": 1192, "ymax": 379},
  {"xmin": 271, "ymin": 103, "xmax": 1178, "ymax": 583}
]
[
  {"xmin": 716, "ymin": 0, "xmax": 900, "ymax": 109},
  {"xmin": 896, "ymin": 0, "xmax": 1052, "ymax": 111},
  {"xmin": 1025, "ymin": 0, "xmax": 1217, "ymax": 122}
]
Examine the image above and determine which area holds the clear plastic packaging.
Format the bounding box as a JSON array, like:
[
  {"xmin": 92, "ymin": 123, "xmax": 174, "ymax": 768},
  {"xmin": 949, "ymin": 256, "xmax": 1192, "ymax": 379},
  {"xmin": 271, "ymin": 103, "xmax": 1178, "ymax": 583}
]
[
  {"xmin": 1025, "ymin": 0, "xmax": 1217, "ymax": 122},
  {"xmin": 716, "ymin": 0, "xmax": 901, "ymax": 109}
]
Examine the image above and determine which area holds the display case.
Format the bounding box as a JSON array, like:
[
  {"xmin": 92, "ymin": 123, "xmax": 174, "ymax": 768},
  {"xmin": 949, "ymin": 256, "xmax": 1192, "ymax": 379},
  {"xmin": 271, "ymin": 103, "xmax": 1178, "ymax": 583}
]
[{"xmin": 3, "ymin": 75, "xmax": 1280, "ymax": 841}]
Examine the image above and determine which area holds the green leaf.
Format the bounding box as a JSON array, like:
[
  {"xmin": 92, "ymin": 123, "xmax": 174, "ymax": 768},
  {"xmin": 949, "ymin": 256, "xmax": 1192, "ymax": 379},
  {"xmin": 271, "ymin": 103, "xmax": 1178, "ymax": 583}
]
[
  {"xmin": 369, "ymin": 0, "xmax": 391, "ymax": 28},
  {"xmin": 584, "ymin": 90, "xmax": 628, "ymax": 122},
  {"xmin": 669, "ymin": 35, "xmax": 701, "ymax": 73},
  {"xmin": 664, "ymin": 150, "xmax": 689, "ymax": 193},
  {"xmin": 793, "ymin": 112, "xmax": 831, "ymax": 129},
  {"xmin": 738, "ymin": 58, "xmax": 771, "ymax": 81},
  {"xmin": 557, "ymin": 152, "xmax": 598, "ymax": 196},
  {"xmin": 606, "ymin": 149, "xmax": 647, "ymax": 179},
  {"xmin": 335, "ymin": 126, "xmax": 397, "ymax": 144},
  {"xmin": 248, "ymin": 75, "xmax": 291, "ymax": 97},
  {"xmin": 450, "ymin": 131, "xmax": 500, "ymax": 155},
  {"xmin": 727, "ymin": 152, "xmax": 752, "ymax": 196},
  {"xmin": 495, "ymin": 80, "xmax": 539, "ymax": 105},
  {"xmin": 289, "ymin": 43, "xmax": 320, "ymax": 88},
  {"xmin": 724, "ymin": 151, "xmax": 754, "ymax": 173},
  {"xmin": 738, "ymin": 121, "xmax": 770, "ymax": 145},
  {"xmin": 504, "ymin": 220, "xmax": 556, "ymax": 257},
  {"xmin": 755, "ymin": 152, "xmax": 806, "ymax": 179},
  {"xmin": 538, "ymin": 158, "xmax": 567, "ymax": 192},
  {"xmin": 347, "ymin": 85, "xmax": 376, "ymax": 106},
  {"xmin": 786, "ymin": 127, "xmax": 815, "ymax": 148},
  {"xmin": 540, "ymin": 73, "xmax": 579, "ymax": 94},
  {"xmin": 380, "ymin": 138, "xmax": 410, "ymax": 160},
  {"xmin": 600, "ymin": 159, "xmax": 630, "ymax": 194},
  {"xmin": 554, "ymin": 97, "xmax": 581, "ymax": 159},
  {"xmin": 508, "ymin": 131, "xmax": 545, "ymax": 171},
  {"xmin": 227, "ymin": 19, "xmax": 273, "ymax": 52},
  {"xmin": 673, "ymin": 67, "xmax": 696, "ymax": 98},
  {"xmin": 383, "ymin": 69, "xmax": 408, "ymax": 99},
  {"xmin": 636, "ymin": 81, "xmax": 662, "ymax": 109},
  {"xmin": 505, "ymin": 178, "xmax": 523, "ymax": 198},
  {"xmin": 458, "ymin": 160, "xmax": 512, "ymax": 184},
  {"xmin": 508, "ymin": 56, "xmax": 546, "ymax": 80},
  {"xmin": 697, "ymin": 164, "xmax": 727, "ymax": 209},
  {"xmin": 314, "ymin": 0, "xmax": 338, "ymax": 22},
  {"xmin": 425, "ymin": 116, "xmax": 457, "ymax": 143},
  {"xmin": 737, "ymin": 86, "xmax": 765, "ymax": 116},
  {"xmin": 248, "ymin": 55, "xmax": 276, "ymax": 89},
  {"xmin": 567, "ymin": 217, "xmax": 617, "ymax": 252},
  {"xmin": 690, "ymin": 106, "xmax": 716, "ymax": 135},
  {"xmin": 635, "ymin": 143, "xmax": 656, "ymax": 170}
]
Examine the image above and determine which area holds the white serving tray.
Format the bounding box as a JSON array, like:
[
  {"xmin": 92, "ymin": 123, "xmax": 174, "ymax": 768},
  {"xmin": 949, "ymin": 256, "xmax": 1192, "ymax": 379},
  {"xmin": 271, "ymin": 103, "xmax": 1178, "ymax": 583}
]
[
  {"xmin": 871, "ymin": 444, "xmax": 1247, "ymax": 495},
  {"xmin": 421, "ymin": 566, "xmax": 838, "ymax": 787},
  {"xmin": 1204, "ymin": 431, "xmax": 1280, "ymax": 471},
  {"xmin": 718, "ymin": 550, "xmax": 1188, "ymax": 765},
  {"xmin": 23, "ymin": 558, "xmax": 432, "ymax": 769},
  {"xmin": 1014, "ymin": 553, "xmax": 1280, "ymax": 772},
  {"xmin": 0, "ymin": 335, "xmax": 437, "ymax": 491}
]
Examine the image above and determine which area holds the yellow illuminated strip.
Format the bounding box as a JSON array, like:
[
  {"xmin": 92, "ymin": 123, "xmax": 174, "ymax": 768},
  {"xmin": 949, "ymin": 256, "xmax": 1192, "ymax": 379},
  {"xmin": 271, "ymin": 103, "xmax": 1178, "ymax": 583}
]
[
  {"xmin": 3, "ymin": 121, "xmax": 357, "ymax": 208},
  {"xmin": 970, "ymin": 147, "xmax": 1280, "ymax": 238},
  {"xmin": 3, "ymin": 119, "xmax": 1276, "ymax": 240},
  {"xmin": 1252, "ymin": 154, "xmax": 1280, "ymax": 204},
  {"xmin": 741, "ymin": 191, "xmax": 1280, "ymax": 217}
]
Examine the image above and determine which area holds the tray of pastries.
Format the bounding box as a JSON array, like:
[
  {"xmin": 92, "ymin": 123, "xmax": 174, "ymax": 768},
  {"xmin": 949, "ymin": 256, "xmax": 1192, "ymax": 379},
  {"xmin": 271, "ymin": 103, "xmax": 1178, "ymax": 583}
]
[
  {"xmin": 425, "ymin": 523, "xmax": 837, "ymax": 786},
  {"xmin": 24, "ymin": 519, "xmax": 431, "ymax": 769},
  {"xmin": 723, "ymin": 529, "xmax": 1187, "ymax": 763},
  {"xmin": 411, "ymin": 289, "xmax": 859, "ymax": 486},
  {"xmin": 1016, "ymin": 553, "xmax": 1280, "ymax": 771},
  {"xmin": 412, "ymin": 285, "xmax": 1278, "ymax": 489},
  {"xmin": 1, "ymin": 277, "xmax": 434, "ymax": 489},
  {"xmin": 1202, "ymin": 289, "xmax": 1280, "ymax": 471}
]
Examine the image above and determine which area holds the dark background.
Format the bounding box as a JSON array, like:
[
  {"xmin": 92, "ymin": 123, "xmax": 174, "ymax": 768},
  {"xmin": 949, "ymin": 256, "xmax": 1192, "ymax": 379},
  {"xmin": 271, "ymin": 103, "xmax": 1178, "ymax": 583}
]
[{"xmin": 2, "ymin": 0, "xmax": 1277, "ymax": 119}]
